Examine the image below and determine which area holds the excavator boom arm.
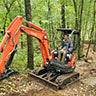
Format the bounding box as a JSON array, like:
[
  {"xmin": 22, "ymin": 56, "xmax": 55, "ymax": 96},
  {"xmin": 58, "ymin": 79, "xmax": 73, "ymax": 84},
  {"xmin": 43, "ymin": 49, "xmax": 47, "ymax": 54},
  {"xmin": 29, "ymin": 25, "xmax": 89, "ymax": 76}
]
[{"xmin": 0, "ymin": 16, "xmax": 52, "ymax": 76}]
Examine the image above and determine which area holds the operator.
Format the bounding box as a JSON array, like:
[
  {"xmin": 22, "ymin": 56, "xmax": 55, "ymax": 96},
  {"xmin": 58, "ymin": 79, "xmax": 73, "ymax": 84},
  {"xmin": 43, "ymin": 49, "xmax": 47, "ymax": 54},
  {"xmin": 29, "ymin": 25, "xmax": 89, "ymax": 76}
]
[{"xmin": 58, "ymin": 34, "xmax": 73, "ymax": 62}]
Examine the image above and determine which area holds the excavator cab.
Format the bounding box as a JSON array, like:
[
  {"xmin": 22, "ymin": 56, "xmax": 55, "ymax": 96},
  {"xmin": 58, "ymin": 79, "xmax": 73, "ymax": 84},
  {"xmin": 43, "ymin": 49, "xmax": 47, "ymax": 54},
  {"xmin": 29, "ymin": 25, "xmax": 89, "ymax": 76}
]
[
  {"xmin": 51, "ymin": 28, "xmax": 80, "ymax": 56},
  {"xmin": 50, "ymin": 28, "xmax": 80, "ymax": 72}
]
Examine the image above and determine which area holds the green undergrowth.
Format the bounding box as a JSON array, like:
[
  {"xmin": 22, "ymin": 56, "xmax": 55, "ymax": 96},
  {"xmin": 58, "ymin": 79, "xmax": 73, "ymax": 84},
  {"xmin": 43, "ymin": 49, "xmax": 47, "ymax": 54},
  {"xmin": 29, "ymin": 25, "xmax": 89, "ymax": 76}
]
[{"xmin": 10, "ymin": 45, "xmax": 43, "ymax": 74}]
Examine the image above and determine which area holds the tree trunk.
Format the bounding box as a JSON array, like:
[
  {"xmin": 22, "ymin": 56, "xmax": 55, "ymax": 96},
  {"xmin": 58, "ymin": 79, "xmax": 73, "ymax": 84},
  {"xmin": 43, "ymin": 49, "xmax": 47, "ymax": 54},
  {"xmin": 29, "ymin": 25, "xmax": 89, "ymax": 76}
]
[
  {"xmin": 73, "ymin": 0, "xmax": 78, "ymax": 51},
  {"xmin": 73, "ymin": 0, "xmax": 78, "ymax": 30},
  {"xmin": 73, "ymin": 0, "xmax": 79, "ymax": 59},
  {"xmin": 24, "ymin": 0, "xmax": 34, "ymax": 69},
  {"xmin": 61, "ymin": 4, "xmax": 65, "ymax": 28},
  {"xmin": 21, "ymin": 34, "xmax": 23, "ymax": 49},
  {"xmin": 93, "ymin": 0, "xmax": 96, "ymax": 51},
  {"xmin": 61, "ymin": 3, "xmax": 65, "ymax": 39},
  {"xmin": 78, "ymin": 0, "xmax": 84, "ymax": 59},
  {"xmin": 79, "ymin": 0, "xmax": 84, "ymax": 32},
  {"xmin": 67, "ymin": 22, "xmax": 69, "ymax": 28},
  {"xmin": 48, "ymin": 0, "xmax": 51, "ymax": 41},
  {"xmin": 18, "ymin": 0, "xmax": 24, "ymax": 49},
  {"xmin": 93, "ymin": 26, "xmax": 96, "ymax": 51}
]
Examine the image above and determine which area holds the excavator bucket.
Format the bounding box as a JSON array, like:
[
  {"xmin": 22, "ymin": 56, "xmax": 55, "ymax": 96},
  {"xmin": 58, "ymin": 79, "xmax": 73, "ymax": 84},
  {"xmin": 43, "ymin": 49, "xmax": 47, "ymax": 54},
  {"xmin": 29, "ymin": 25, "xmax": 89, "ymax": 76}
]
[
  {"xmin": 29, "ymin": 67, "xmax": 79, "ymax": 90},
  {"xmin": 0, "ymin": 69, "xmax": 18, "ymax": 81}
]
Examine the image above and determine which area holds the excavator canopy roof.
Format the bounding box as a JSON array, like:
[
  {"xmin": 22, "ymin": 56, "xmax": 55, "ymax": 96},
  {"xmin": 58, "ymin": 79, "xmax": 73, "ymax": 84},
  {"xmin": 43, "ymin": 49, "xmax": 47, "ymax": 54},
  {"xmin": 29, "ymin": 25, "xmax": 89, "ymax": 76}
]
[{"xmin": 56, "ymin": 28, "xmax": 80, "ymax": 35}]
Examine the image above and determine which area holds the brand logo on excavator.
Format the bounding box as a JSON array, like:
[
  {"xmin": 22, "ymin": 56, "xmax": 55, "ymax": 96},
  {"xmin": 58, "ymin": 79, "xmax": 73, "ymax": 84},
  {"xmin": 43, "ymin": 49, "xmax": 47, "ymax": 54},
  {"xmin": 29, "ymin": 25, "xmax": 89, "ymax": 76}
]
[{"xmin": 31, "ymin": 32, "xmax": 37, "ymax": 36}]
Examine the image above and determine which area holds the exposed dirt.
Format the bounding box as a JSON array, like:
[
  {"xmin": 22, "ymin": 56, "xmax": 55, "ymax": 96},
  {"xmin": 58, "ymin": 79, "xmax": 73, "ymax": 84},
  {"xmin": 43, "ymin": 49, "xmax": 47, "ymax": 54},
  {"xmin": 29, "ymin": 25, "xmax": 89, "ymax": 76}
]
[{"xmin": 0, "ymin": 44, "xmax": 96, "ymax": 96}]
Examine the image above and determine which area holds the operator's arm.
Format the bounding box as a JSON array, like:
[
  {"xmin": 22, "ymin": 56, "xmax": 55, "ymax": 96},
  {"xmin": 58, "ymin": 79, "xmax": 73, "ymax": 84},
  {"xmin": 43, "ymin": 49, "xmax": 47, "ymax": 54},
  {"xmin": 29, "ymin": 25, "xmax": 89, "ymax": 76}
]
[{"xmin": 68, "ymin": 40, "xmax": 73, "ymax": 53}]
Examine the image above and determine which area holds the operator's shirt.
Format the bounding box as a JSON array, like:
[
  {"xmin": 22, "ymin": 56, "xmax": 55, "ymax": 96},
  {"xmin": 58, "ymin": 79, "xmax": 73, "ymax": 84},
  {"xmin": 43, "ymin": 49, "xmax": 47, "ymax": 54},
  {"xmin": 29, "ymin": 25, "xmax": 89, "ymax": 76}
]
[{"xmin": 61, "ymin": 39, "xmax": 73, "ymax": 53}]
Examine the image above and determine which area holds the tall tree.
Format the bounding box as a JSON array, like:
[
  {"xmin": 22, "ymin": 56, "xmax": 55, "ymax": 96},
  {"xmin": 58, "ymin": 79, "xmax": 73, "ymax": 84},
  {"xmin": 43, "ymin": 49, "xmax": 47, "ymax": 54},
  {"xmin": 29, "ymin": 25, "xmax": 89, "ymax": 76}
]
[
  {"xmin": 61, "ymin": 2, "xmax": 65, "ymax": 28},
  {"xmin": 72, "ymin": 0, "xmax": 78, "ymax": 51},
  {"xmin": 78, "ymin": 0, "xmax": 84, "ymax": 59},
  {"xmin": 73, "ymin": 0, "xmax": 78, "ymax": 30},
  {"xmin": 61, "ymin": 0, "xmax": 66, "ymax": 39},
  {"xmin": 47, "ymin": 0, "xmax": 51, "ymax": 40},
  {"xmin": 79, "ymin": 0, "xmax": 84, "ymax": 32},
  {"xmin": 24, "ymin": 0, "xmax": 34, "ymax": 69},
  {"xmin": 18, "ymin": 0, "xmax": 24, "ymax": 49},
  {"xmin": 72, "ymin": 0, "xmax": 79, "ymax": 59}
]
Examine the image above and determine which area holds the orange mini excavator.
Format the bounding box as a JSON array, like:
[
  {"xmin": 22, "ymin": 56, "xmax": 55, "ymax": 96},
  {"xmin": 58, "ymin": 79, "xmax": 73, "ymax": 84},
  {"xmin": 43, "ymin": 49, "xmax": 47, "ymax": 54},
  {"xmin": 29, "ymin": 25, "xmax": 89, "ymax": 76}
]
[{"xmin": 0, "ymin": 16, "xmax": 79, "ymax": 89}]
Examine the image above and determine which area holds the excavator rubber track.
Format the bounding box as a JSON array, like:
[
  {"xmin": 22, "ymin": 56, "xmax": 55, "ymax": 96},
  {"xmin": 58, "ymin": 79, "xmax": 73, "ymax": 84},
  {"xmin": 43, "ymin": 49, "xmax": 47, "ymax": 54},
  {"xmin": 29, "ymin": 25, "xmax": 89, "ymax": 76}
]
[{"xmin": 29, "ymin": 68, "xmax": 79, "ymax": 90}]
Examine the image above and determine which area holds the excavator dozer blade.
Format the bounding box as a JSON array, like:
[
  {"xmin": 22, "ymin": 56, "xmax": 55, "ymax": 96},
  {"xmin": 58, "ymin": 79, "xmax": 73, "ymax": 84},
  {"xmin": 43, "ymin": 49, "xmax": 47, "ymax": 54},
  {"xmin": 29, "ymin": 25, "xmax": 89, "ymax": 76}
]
[
  {"xmin": 29, "ymin": 70, "xmax": 79, "ymax": 90},
  {"xmin": 29, "ymin": 72, "xmax": 59, "ymax": 90}
]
